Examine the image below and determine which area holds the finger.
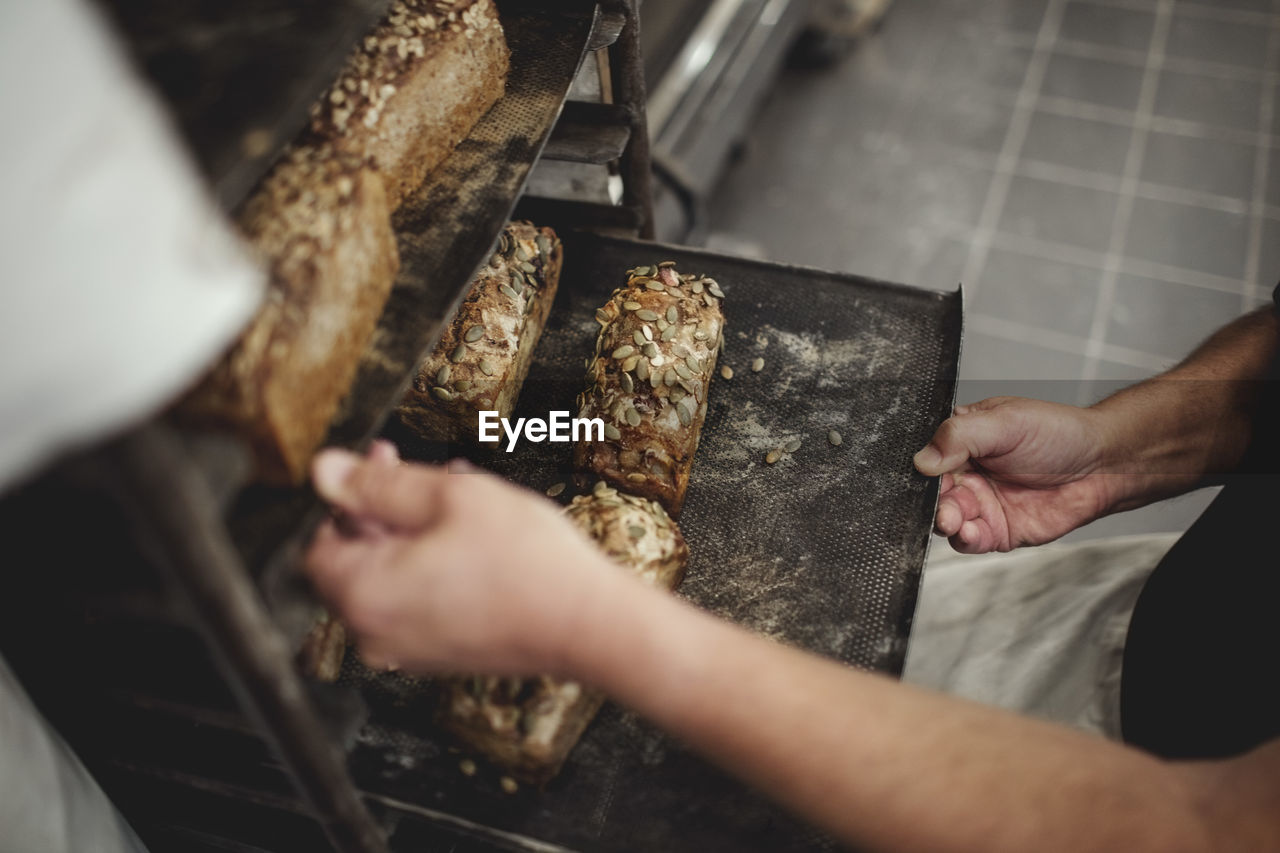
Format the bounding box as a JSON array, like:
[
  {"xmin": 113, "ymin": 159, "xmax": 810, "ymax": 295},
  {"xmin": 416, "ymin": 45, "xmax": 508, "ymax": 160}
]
[
  {"xmin": 312, "ymin": 449, "xmax": 451, "ymax": 531},
  {"xmin": 935, "ymin": 499, "xmax": 964, "ymax": 536},
  {"xmin": 951, "ymin": 518, "xmax": 998, "ymax": 554},
  {"xmin": 367, "ymin": 439, "xmax": 400, "ymax": 466},
  {"xmin": 913, "ymin": 409, "xmax": 1022, "ymax": 477},
  {"xmin": 304, "ymin": 519, "xmax": 391, "ymax": 603}
]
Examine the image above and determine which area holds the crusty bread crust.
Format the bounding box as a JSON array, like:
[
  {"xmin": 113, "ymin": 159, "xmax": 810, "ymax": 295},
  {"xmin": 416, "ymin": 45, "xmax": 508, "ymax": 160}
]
[
  {"xmin": 574, "ymin": 264, "xmax": 726, "ymax": 516},
  {"xmin": 438, "ymin": 492, "xmax": 686, "ymax": 784},
  {"xmin": 308, "ymin": 0, "xmax": 510, "ymax": 209},
  {"xmin": 179, "ymin": 144, "xmax": 399, "ymax": 483},
  {"xmin": 396, "ymin": 222, "xmax": 562, "ymax": 445}
]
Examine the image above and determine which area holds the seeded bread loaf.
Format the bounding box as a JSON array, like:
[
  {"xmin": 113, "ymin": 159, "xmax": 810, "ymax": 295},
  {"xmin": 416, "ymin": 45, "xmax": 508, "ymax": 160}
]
[
  {"xmin": 438, "ymin": 490, "xmax": 687, "ymax": 784},
  {"xmin": 179, "ymin": 143, "xmax": 399, "ymax": 482},
  {"xmin": 396, "ymin": 222, "xmax": 562, "ymax": 444},
  {"xmin": 574, "ymin": 263, "xmax": 725, "ymax": 516},
  {"xmin": 308, "ymin": 0, "xmax": 509, "ymax": 209}
]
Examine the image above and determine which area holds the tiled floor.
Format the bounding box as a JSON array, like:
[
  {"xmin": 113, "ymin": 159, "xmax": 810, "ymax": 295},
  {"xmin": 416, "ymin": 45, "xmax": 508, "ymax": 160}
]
[{"xmin": 705, "ymin": 0, "xmax": 1280, "ymax": 539}]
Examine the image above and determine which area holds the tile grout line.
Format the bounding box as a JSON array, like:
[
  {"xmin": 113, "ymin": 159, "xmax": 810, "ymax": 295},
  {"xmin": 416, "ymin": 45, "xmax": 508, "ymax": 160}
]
[
  {"xmin": 1243, "ymin": 25, "xmax": 1280, "ymax": 309},
  {"xmin": 1083, "ymin": 0, "xmax": 1280, "ymax": 27},
  {"xmin": 959, "ymin": 0, "xmax": 1067, "ymax": 299},
  {"xmin": 968, "ymin": 312, "xmax": 1174, "ymax": 372},
  {"xmin": 1079, "ymin": 0, "xmax": 1174, "ymax": 397}
]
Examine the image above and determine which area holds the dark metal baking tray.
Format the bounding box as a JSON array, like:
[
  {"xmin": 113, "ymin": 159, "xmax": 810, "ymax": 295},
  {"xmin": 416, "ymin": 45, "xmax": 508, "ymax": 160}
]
[{"xmin": 357, "ymin": 230, "xmax": 964, "ymax": 851}]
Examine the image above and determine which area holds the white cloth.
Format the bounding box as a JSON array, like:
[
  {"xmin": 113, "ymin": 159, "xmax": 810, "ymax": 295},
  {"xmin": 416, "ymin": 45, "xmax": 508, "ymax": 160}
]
[
  {"xmin": 0, "ymin": 0, "xmax": 263, "ymax": 494},
  {"xmin": 904, "ymin": 534, "xmax": 1180, "ymax": 739}
]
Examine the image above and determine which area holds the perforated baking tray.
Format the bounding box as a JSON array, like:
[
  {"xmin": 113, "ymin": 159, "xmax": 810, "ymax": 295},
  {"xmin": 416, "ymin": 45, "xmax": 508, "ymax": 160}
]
[{"xmin": 358, "ymin": 230, "xmax": 964, "ymax": 851}]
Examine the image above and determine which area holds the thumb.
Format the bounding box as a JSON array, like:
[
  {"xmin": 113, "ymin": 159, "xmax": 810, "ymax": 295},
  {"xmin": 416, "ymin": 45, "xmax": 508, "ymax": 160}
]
[
  {"xmin": 913, "ymin": 408, "xmax": 1018, "ymax": 476},
  {"xmin": 312, "ymin": 448, "xmax": 451, "ymax": 531}
]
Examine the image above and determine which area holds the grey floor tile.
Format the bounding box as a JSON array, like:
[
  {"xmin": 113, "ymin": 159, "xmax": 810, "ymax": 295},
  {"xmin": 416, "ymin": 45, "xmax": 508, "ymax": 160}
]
[
  {"xmin": 927, "ymin": 34, "xmax": 1034, "ymax": 98},
  {"xmin": 1090, "ymin": 360, "xmax": 1160, "ymax": 382},
  {"xmin": 899, "ymin": 88, "xmax": 1015, "ymax": 156},
  {"xmin": 1140, "ymin": 129, "xmax": 1256, "ymax": 200},
  {"xmin": 1040, "ymin": 52, "xmax": 1147, "ymax": 111},
  {"xmin": 1059, "ymin": 1, "xmax": 1155, "ymax": 52},
  {"xmin": 1106, "ymin": 273, "xmax": 1245, "ymax": 359},
  {"xmin": 956, "ymin": 331, "xmax": 1087, "ymax": 405},
  {"xmin": 1153, "ymin": 68, "xmax": 1263, "ymax": 131},
  {"xmin": 998, "ymin": 175, "xmax": 1121, "ymax": 253},
  {"xmin": 1262, "ymin": 147, "xmax": 1280, "ymax": 207},
  {"xmin": 1256, "ymin": 216, "xmax": 1280, "ymax": 285},
  {"xmin": 1164, "ymin": 11, "xmax": 1272, "ymax": 69},
  {"xmin": 1124, "ymin": 196, "xmax": 1250, "ymax": 279},
  {"xmin": 971, "ymin": 247, "xmax": 1101, "ymax": 337},
  {"xmin": 1188, "ymin": 0, "xmax": 1274, "ymax": 12},
  {"xmin": 1020, "ymin": 110, "xmax": 1134, "ymax": 174}
]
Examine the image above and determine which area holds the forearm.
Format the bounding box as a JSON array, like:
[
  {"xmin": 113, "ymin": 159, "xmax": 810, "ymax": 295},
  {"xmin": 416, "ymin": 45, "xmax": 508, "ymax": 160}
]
[
  {"xmin": 568, "ymin": 579, "xmax": 1211, "ymax": 853},
  {"xmin": 1090, "ymin": 307, "xmax": 1279, "ymax": 511}
]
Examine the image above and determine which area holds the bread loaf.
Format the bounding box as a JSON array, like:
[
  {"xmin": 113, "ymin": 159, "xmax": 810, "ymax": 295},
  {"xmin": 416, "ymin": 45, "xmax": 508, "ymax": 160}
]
[
  {"xmin": 308, "ymin": 0, "xmax": 509, "ymax": 209},
  {"xmin": 180, "ymin": 144, "xmax": 399, "ymax": 482},
  {"xmin": 438, "ymin": 490, "xmax": 687, "ymax": 784},
  {"xmin": 397, "ymin": 222, "xmax": 562, "ymax": 444},
  {"xmin": 574, "ymin": 263, "xmax": 725, "ymax": 516}
]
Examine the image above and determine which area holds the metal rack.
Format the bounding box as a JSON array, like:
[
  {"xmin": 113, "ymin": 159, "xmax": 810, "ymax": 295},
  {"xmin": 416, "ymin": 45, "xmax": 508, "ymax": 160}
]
[{"xmin": 2, "ymin": 2, "xmax": 658, "ymax": 851}]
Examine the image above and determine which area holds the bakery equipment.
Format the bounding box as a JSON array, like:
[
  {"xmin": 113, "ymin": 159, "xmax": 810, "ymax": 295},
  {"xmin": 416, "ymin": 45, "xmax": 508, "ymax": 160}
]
[{"xmin": 0, "ymin": 1, "xmax": 960, "ymax": 851}]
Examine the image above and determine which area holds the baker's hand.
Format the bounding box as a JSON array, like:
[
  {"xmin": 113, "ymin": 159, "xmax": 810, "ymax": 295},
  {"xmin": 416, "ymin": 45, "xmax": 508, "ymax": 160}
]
[
  {"xmin": 304, "ymin": 447, "xmax": 620, "ymax": 676},
  {"xmin": 913, "ymin": 397, "xmax": 1116, "ymax": 553}
]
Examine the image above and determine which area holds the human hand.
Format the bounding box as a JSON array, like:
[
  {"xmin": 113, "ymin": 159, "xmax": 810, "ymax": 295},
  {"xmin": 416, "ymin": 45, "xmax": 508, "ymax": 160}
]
[
  {"xmin": 913, "ymin": 397, "xmax": 1117, "ymax": 553},
  {"xmin": 304, "ymin": 447, "xmax": 622, "ymax": 676}
]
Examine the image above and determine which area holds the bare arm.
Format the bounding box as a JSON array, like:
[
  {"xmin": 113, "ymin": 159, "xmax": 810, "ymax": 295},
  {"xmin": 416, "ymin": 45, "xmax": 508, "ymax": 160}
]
[
  {"xmin": 914, "ymin": 307, "xmax": 1279, "ymax": 552},
  {"xmin": 307, "ymin": 451, "xmax": 1280, "ymax": 853}
]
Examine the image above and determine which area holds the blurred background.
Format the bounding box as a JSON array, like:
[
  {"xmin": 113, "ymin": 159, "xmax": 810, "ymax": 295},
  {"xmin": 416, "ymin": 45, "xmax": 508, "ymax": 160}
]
[{"xmin": 644, "ymin": 0, "xmax": 1279, "ymax": 540}]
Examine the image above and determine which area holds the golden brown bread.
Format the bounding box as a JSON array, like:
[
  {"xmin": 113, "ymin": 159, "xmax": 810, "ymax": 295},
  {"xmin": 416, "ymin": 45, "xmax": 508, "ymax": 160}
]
[
  {"xmin": 179, "ymin": 143, "xmax": 400, "ymax": 482},
  {"xmin": 396, "ymin": 222, "xmax": 562, "ymax": 445},
  {"xmin": 307, "ymin": 0, "xmax": 510, "ymax": 209},
  {"xmin": 437, "ymin": 490, "xmax": 687, "ymax": 784},
  {"xmin": 573, "ymin": 263, "xmax": 726, "ymax": 516}
]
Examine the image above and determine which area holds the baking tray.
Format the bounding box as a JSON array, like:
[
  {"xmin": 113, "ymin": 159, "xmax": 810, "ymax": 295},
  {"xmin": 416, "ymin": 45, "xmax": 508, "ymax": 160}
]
[{"xmin": 355, "ymin": 230, "xmax": 964, "ymax": 851}]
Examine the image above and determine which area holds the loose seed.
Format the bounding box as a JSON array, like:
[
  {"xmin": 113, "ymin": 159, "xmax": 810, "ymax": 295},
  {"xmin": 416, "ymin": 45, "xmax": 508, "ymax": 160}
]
[
  {"xmin": 432, "ymin": 386, "xmax": 454, "ymax": 401},
  {"xmin": 479, "ymin": 359, "xmax": 496, "ymax": 376},
  {"xmin": 784, "ymin": 438, "xmax": 802, "ymax": 453},
  {"xmin": 666, "ymin": 305, "xmax": 678, "ymax": 323},
  {"xmin": 459, "ymin": 759, "xmax": 477, "ymax": 776},
  {"xmin": 765, "ymin": 449, "xmax": 782, "ymax": 464},
  {"xmin": 612, "ymin": 345, "xmax": 635, "ymax": 359},
  {"xmin": 828, "ymin": 430, "xmax": 843, "ymax": 446},
  {"xmin": 546, "ymin": 482, "xmax": 566, "ymax": 497},
  {"xmin": 720, "ymin": 365, "xmax": 734, "ymax": 380},
  {"xmin": 604, "ymin": 423, "xmax": 622, "ymax": 440},
  {"xmin": 500, "ymin": 777, "xmax": 518, "ymax": 795},
  {"xmin": 464, "ymin": 325, "xmax": 484, "ymax": 343},
  {"xmin": 450, "ymin": 344, "xmax": 467, "ymax": 363},
  {"xmin": 751, "ymin": 357, "xmax": 765, "ymax": 372}
]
